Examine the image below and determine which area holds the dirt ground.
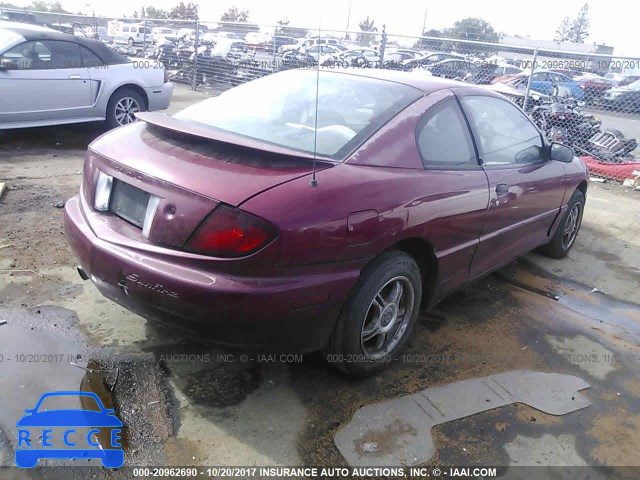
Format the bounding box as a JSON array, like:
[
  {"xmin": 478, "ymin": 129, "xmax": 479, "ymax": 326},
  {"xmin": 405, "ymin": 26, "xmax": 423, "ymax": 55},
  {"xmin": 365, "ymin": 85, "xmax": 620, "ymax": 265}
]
[{"xmin": 1, "ymin": 85, "xmax": 640, "ymax": 478}]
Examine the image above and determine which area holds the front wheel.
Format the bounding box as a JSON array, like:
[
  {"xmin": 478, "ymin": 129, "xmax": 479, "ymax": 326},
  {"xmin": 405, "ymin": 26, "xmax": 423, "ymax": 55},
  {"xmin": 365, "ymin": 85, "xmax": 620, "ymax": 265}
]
[
  {"xmin": 105, "ymin": 88, "xmax": 146, "ymax": 129},
  {"xmin": 538, "ymin": 189, "xmax": 585, "ymax": 259},
  {"xmin": 326, "ymin": 250, "xmax": 422, "ymax": 376}
]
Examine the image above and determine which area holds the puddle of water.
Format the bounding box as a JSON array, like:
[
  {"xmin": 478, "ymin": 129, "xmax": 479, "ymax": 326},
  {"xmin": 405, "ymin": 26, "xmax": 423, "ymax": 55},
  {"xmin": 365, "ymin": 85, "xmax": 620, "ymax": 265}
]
[
  {"xmin": 501, "ymin": 259, "xmax": 640, "ymax": 346},
  {"xmin": 79, "ymin": 360, "xmax": 129, "ymax": 452}
]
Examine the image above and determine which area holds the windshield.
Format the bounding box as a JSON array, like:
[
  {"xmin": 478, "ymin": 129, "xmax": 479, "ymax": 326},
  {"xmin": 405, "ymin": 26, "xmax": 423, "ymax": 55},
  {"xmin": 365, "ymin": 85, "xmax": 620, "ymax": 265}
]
[{"xmin": 173, "ymin": 70, "xmax": 422, "ymax": 159}]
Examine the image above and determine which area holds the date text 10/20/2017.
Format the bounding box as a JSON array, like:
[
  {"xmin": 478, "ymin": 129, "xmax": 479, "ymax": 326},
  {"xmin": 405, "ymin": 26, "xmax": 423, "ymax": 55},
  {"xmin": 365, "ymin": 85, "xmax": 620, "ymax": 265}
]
[{"xmin": 132, "ymin": 466, "xmax": 499, "ymax": 477}]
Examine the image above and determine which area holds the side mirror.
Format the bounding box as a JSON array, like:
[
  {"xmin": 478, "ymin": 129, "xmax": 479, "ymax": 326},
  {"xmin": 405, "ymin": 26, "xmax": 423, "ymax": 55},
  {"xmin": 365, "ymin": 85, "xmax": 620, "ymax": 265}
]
[{"xmin": 549, "ymin": 142, "xmax": 574, "ymax": 163}]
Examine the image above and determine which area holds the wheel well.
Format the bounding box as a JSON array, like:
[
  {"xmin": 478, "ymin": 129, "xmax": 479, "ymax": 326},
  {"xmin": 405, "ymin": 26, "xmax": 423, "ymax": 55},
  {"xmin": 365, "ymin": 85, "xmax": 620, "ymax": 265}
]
[
  {"xmin": 577, "ymin": 180, "xmax": 588, "ymax": 197},
  {"xmin": 110, "ymin": 84, "xmax": 148, "ymax": 110},
  {"xmin": 389, "ymin": 238, "xmax": 438, "ymax": 309}
]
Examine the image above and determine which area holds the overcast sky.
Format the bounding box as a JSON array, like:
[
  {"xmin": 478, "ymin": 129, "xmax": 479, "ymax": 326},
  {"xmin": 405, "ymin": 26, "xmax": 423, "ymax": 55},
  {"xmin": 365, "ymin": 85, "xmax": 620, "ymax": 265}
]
[{"xmin": 11, "ymin": 0, "xmax": 640, "ymax": 56}]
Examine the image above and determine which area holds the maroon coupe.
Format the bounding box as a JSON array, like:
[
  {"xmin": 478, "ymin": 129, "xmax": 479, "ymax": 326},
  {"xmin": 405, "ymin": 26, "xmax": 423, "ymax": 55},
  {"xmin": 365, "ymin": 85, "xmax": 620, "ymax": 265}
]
[{"xmin": 64, "ymin": 69, "xmax": 588, "ymax": 375}]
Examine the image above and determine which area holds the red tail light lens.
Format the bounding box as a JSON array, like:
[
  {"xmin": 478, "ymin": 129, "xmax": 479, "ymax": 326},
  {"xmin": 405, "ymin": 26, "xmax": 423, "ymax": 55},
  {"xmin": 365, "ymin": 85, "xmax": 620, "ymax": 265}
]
[
  {"xmin": 185, "ymin": 205, "xmax": 278, "ymax": 257},
  {"xmin": 163, "ymin": 69, "xmax": 169, "ymax": 83}
]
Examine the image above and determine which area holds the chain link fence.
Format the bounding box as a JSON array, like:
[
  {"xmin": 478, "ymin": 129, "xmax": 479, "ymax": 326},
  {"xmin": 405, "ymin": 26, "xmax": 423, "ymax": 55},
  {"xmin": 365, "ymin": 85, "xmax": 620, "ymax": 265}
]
[{"xmin": 4, "ymin": 9, "xmax": 640, "ymax": 163}]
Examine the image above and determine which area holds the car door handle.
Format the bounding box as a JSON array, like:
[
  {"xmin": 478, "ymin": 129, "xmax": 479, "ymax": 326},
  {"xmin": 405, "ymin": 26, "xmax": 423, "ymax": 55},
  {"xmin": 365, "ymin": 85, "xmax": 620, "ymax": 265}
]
[
  {"xmin": 68, "ymin": 75, "xmax": 82, "ymax": 79},
  {"xmin": 495, "ymin": 184, "xmax": 509, "ymax": 196}
]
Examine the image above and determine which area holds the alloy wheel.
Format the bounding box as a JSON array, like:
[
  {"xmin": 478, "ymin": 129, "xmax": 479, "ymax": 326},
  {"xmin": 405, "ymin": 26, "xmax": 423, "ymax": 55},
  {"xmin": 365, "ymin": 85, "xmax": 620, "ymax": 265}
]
[
  {"xmin": 360, "ymin": 276, "xmax": 415, "ymax": 359},
  {"xmin": 114, "ymin": 97, "xmax": 141, "ymax": 126},
  {"xmin": 562, "ymin": 202, "xmax": 582, "ymax": 250}
]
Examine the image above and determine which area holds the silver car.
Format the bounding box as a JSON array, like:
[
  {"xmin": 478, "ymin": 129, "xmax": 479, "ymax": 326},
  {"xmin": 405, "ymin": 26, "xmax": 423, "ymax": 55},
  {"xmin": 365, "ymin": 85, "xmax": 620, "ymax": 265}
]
[{"xmin": 0, "ymin": 21, "xmax": 173, "ymax": 129}]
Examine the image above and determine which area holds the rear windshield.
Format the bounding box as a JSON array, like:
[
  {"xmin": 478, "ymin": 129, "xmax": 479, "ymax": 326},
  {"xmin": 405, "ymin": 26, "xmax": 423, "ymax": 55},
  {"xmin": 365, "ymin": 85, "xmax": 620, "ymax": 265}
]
[{"xmin": 173, "ymin": 69, "xmax": 422, "ymax": 159}]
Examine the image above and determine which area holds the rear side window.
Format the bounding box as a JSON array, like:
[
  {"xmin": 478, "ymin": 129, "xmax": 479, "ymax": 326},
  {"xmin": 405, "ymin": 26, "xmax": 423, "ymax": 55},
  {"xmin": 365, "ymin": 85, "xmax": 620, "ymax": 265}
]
[
  {"xmin": 416, "ymin": 97, "xmax": 477, "ymax": 169},
  {"xmin": 460, "ymin": 95, "xmax": 544, "ymax": 166},
  {"xmin": 80, "ymin": 46, "xmax": 103, "ymax": 68}
]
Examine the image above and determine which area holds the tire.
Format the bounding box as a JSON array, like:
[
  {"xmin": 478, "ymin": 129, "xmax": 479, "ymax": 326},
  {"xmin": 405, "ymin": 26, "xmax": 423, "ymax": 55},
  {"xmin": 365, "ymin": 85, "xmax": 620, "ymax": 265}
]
[
  {"xmin": 539, "ymin": 190, "xmax": 585, "ymax": 259},
  {"xmin": 326, "ymin": 250, "xmax": 422, "ymax": 377},
  {"xmin": 105, "ymin": 88, "xmax": 146, "ymax": 129}
]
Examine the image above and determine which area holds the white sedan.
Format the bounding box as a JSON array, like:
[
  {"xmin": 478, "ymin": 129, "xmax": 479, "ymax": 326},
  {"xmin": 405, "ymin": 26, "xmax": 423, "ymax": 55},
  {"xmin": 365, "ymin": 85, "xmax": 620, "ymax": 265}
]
[{"xmin": 0, "ymin": 21, "xmax": 172, "ymax": 129}]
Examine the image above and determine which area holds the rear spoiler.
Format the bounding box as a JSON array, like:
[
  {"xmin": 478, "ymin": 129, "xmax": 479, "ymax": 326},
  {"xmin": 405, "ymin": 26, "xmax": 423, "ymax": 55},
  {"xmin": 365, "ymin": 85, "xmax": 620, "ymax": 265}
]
[{"xmin": 135, "ymin": 112, "xmax": 333, "ymax": 162}]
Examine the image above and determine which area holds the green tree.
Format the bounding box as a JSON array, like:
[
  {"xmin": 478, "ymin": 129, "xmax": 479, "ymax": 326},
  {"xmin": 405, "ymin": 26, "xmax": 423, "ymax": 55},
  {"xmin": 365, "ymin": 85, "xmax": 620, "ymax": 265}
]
[
  {"xmin": 416, "ymin": 28, "xmax": 443, "ymax": 50},
  {"xmin": 48, "ymin": 1, "xmax": 67, "ymax": 13},
  {"xmin": 29, "ymin": 0, "xmax": 69, "ymax": 13},
  {"xmin": 356, "ymin": 16, "xmax": 378, "ymax": 46},
  {"xmin": 569, "ymin": 3, "xmax": 589, "ymax": 42},
  {"xmin": 554, "ymin": 16, "xmax": 572, "ymax": 42},
  {"xmin": 220, "ymin": 6, "xmax": 249, "ymax": 22},
  {"xmin": 145, "ymin": 6, "xmax": 169, "ymax": 19},
  {"xmin": 438, "ymin": 18, "xmax": 499, "ymax": 54},
  {"xmin": 168, "ymin": 1, "xmax": 197, "ymax": 20},
  {"xmin": 445, "ymin": 18, "xmax": 499, "ymax": 43},
  {"xmin": 276, "ymin": 17, "xmax": 307, "ymax": 38}
]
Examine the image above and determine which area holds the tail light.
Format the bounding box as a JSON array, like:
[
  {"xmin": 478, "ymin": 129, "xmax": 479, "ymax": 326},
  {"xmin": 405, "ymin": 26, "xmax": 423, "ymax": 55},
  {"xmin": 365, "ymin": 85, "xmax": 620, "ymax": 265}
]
[
  {"xmin": 163, "ymin": 68, "xmax": 169, "ymax": 83},
  {"xmin": 184, "ymin": 205, "xmax": 278, "ymax": 257}
]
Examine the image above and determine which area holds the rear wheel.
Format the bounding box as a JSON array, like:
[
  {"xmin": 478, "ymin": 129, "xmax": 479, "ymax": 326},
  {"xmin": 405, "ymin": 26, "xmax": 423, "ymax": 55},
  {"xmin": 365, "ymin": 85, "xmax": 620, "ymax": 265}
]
[
  {"xmin": 106, "ymin": 88, "xmax": 145, "ymax": 129},
  {"xmin": 326, "ymin": 250, "xmax": 422, "ymax": 376},
  {"xmin": 539, "ymin": 190, "xmax": 585, "ymax": 259}
]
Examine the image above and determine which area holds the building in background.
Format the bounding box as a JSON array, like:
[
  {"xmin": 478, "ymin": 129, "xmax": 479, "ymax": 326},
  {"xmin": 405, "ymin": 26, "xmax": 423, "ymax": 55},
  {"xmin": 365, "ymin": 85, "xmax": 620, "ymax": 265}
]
[{"xmin": 498, "ymin": 35, "xmax": 615, "ymax": 73}]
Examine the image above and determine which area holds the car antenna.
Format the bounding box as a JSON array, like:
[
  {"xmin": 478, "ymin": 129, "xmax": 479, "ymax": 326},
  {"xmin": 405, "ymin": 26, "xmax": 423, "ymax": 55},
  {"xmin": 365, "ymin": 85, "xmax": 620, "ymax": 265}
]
[{"xmin": 309, "ymin": 23, "xmax": 321, "ymax": 188}]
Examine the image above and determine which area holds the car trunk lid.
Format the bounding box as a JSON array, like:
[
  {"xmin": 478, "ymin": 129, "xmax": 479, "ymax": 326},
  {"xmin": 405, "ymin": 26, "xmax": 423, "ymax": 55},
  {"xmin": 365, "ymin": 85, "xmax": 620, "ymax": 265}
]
[{"xmin": 85, "ymin": 116, "xmax": 333, "ymax": 248}]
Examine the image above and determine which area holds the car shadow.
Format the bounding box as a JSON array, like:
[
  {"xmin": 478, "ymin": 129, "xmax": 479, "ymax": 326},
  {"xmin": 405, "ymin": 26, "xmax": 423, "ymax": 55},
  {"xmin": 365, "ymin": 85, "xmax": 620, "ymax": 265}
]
[{"xmin": 0, "ymin": 122, "xmax": 109, "ymax": 154}]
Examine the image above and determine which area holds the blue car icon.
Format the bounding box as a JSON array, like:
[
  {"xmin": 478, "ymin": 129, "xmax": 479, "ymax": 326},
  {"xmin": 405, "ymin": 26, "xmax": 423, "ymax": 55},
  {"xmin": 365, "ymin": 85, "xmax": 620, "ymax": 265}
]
[{"xmin": 15, "ymin": 391, "xmax": 124, "ymax": 468}]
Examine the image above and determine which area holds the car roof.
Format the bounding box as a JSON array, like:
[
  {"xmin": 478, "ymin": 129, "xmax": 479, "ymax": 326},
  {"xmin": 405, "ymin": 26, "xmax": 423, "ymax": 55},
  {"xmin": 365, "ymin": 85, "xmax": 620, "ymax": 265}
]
[
  {"xmin": 321, "ymin": 67, "xmax": 482, "ymax": 94},
  {"xmin": 1, "ymin": 21, "xmax": 130, "ymax": 64}
]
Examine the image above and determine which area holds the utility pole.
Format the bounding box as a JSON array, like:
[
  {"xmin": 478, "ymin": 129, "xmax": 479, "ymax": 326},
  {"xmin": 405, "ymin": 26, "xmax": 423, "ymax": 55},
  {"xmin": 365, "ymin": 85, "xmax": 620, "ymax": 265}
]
[
  {"xmin": 421, "ymin": 8, "xmax": 427, "ymax": 35},
  {"xmin": 345, "ymin": 0, "xmax": 352, "ymax": 39}
]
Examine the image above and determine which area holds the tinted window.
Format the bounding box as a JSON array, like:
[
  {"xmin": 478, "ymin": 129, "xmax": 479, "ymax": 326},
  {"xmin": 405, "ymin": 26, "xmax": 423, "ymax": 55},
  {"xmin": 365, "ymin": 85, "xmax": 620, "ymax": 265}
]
[
  {"xmin": 80, "ymin": 46, "xmax": 103, "ymax": 68},
  {"xmin": 417, "ymin": 97, "xmax": 477, "ymax": 168},
  {"xmin": 461, "ymin": 96, "xmax": 544, "ymax": 166}
]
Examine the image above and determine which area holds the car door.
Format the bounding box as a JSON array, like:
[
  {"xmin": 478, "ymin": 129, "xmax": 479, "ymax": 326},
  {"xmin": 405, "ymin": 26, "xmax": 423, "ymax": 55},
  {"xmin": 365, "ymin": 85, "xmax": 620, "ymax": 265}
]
[
  {"xmin": 0, "ymin": 39, "xmax": 92, "ymax": 125},
  {"xmin": 414, "ymin": 91, "xmax": 490, "ymax": 297},
  {"xmin": 457, "ymin": 93, "xmax": 568, "ymax": 278}
]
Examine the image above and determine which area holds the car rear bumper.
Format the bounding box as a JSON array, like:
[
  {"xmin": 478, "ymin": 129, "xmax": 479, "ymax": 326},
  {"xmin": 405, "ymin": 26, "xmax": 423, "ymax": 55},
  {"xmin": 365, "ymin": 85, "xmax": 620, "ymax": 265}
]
[
  {"xmin": 144, "ymin": 83, "xmax": 173, "ymax": 112},
  {"xmin": 63, "ymin": 194, "xmax": 358, "ymax": 351}
]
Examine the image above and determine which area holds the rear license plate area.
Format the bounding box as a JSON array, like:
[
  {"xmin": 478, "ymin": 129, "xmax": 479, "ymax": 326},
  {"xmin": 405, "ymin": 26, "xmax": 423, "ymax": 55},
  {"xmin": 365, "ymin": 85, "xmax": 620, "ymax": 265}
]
[{"xmin": 109, "ymin": 179, "xmax": 150, "ymax": 228}]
